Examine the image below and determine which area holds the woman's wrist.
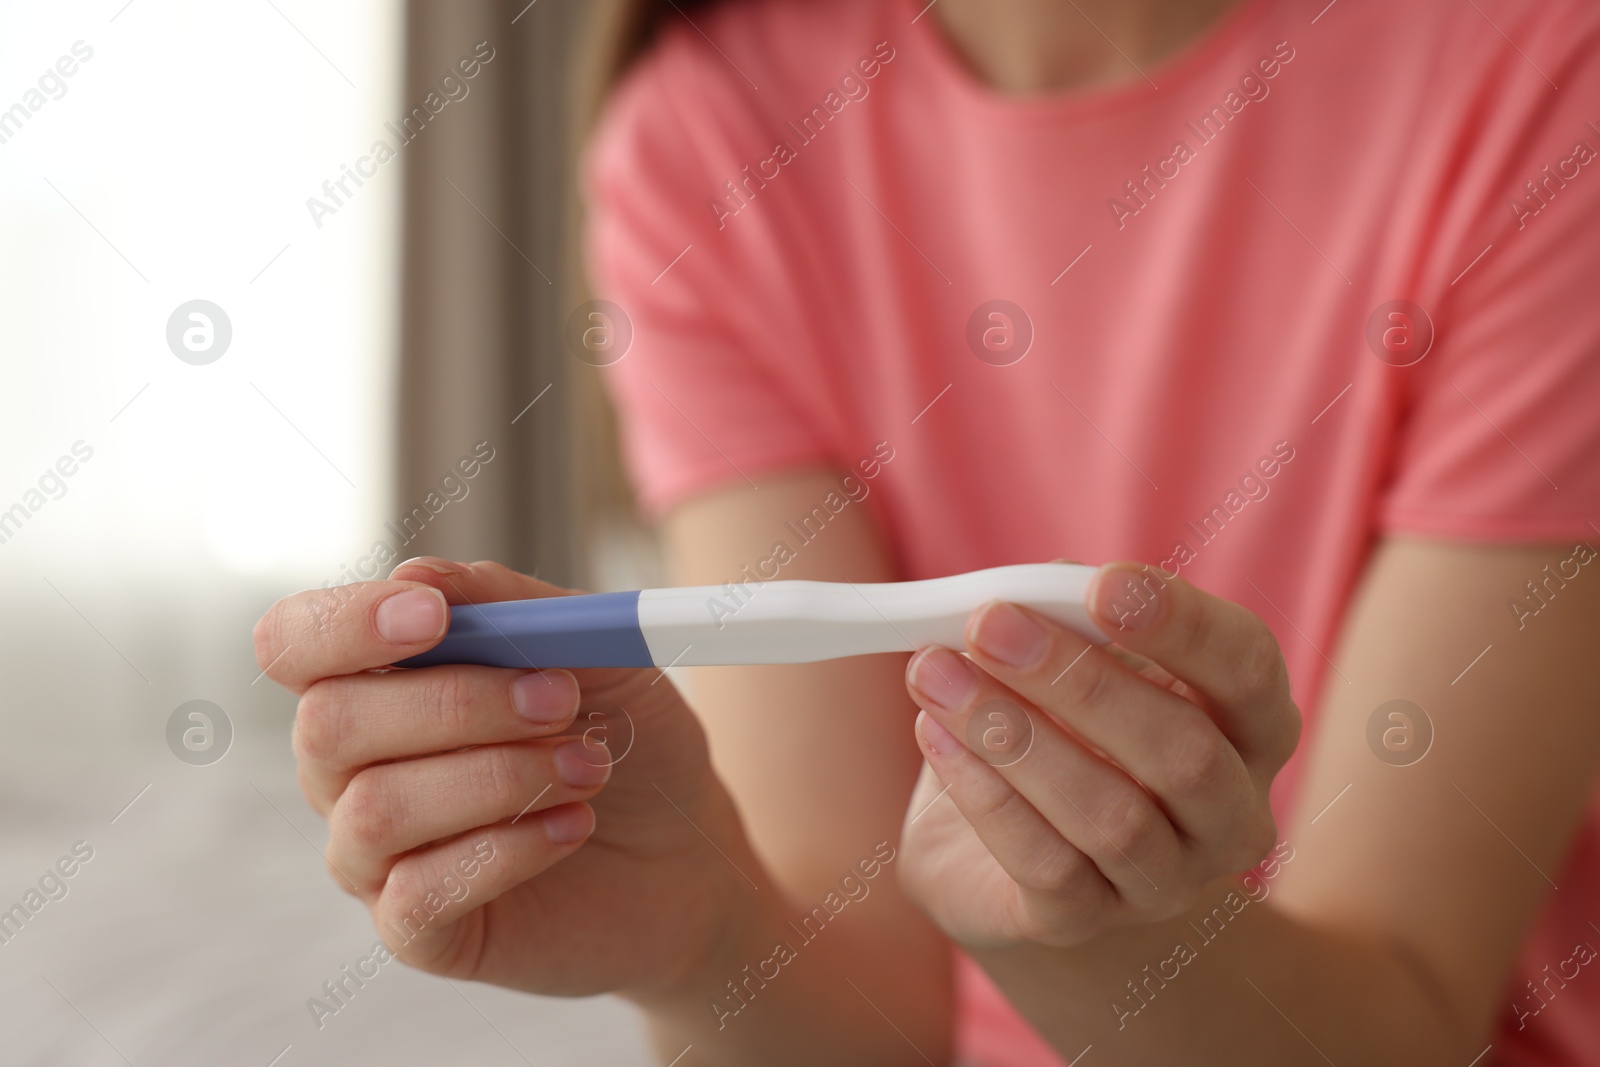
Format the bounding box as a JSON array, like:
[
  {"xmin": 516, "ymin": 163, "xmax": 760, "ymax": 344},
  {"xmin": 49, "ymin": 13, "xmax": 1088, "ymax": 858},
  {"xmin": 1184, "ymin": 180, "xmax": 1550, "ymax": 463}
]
[
  {"xmin": 618, "ymin": 787, "xmax": 779, "ymax": 1014},
  {"xmin": 623, "ymin": 878, "xmax": 773, "ymax": 1017}
]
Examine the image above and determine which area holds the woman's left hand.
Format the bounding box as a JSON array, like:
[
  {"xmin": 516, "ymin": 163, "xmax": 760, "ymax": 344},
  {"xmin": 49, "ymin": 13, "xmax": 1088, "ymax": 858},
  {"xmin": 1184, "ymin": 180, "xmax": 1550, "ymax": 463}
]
[{"xmin": 898, "ymin": 562, "xmax": 1302, "ymax": 949}]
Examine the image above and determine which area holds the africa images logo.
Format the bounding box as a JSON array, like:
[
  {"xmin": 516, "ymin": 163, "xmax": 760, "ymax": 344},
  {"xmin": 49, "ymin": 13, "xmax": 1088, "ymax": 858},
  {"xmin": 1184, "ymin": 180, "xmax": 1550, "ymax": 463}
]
[{"xmin": 1106, "ymin": 40, "xmax": 1296, "ymax": 230}]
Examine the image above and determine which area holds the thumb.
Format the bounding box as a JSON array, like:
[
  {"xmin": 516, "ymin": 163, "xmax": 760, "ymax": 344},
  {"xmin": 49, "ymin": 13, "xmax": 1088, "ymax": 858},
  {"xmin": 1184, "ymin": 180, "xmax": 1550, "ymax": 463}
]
[{"xmin": 388, "ymin": 558, "xmax": 656, "ymax": 690}]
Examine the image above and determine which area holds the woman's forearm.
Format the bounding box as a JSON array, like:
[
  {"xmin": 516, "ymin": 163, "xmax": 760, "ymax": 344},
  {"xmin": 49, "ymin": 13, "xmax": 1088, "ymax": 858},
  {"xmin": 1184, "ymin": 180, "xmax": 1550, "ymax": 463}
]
[
  {"xmin": 645, "ymin": 478, "xmax": 953, "ymax": 1064},
  {"xmin": 632, "ymin": 874, "xmax": 953, "ymax": 1067},
  {"xmin": 974, "ymin": 869, "xmax": 1472, "ymax": 1067}
]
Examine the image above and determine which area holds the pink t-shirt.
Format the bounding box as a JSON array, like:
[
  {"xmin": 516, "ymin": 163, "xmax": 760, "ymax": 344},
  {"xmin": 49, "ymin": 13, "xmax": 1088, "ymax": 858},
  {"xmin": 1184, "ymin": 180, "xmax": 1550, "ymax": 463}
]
[{"xmin": 584, "ymin": 0, "xmax": 1600, "ymax": 1062}]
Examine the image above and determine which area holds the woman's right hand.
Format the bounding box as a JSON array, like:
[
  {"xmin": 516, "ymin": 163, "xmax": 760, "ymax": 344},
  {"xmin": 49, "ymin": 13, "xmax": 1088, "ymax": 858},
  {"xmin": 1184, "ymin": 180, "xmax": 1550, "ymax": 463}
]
[{"xmin": 252, "ymin": 556, "xmax": 757, "ymax": 1000}]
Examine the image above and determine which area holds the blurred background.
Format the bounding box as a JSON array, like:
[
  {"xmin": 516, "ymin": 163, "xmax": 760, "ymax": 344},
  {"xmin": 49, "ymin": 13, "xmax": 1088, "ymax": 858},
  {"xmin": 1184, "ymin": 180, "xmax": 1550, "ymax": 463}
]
[{"xmin": 0, "ymin": 1, "xmax": 660, "ymax": 1062}]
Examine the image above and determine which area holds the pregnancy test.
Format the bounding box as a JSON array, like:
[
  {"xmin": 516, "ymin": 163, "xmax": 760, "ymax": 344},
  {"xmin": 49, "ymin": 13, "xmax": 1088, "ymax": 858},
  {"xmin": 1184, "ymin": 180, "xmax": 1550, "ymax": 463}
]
[{"xmin": 395, "ymin": 563, "xmax": 1107, "ymax": 670}]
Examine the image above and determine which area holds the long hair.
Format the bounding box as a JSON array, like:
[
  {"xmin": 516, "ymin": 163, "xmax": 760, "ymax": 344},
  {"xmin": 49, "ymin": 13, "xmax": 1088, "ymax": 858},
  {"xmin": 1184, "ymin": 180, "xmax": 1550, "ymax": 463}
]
[
  {"xmin": 566, "ymin": 0, "xmax": 721, "ymax": 565},
  {"xmin": 574, "ymin": 1, "xmax": 721, "ymax": 135}
]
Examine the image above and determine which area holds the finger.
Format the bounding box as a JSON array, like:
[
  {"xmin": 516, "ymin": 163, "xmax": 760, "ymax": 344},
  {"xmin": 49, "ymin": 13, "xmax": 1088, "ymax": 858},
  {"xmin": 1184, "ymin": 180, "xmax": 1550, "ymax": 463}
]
[
  {"xmin": 905, "ymin": 754, "xmax": 950, "ymax": 822},
  {"xmin": 294, "ymin": 665, "xmax": 581, "ymax": 812},
  {"xmin": 254, "ymin": 579, "xmax": 451, "ymax": 695},
  {"xmin": 388, "ymin": 557, "xmax": 574, "ymax": 607},
  {"xmin": 372, "ymin": 806, "xmax": 595, "ymax": 974},
  {"xmin": 913, "ymin": 711, "xmax": 1116, "ymax": 946},
  {"xmin": 254, "ymin": 557, "xmax": 579, "ymax": 695},
  {"xmin": 1086, "ymin": 562, "xmax": 1295, "ymax": 763},
  {"xmin": 908, "ymin": 647, "xmax": 1183, "ymax": 901},
  {"xmin": 1102, "ymin": 645, "xmax": 1186, "ymax": 693},
  {"xmin": 327, "ymin": 737, "xmax": 611, "ymax": 894},
  {"xmin": 957, "ymin": 603, "xmax": 1257, "ymax": 846}
]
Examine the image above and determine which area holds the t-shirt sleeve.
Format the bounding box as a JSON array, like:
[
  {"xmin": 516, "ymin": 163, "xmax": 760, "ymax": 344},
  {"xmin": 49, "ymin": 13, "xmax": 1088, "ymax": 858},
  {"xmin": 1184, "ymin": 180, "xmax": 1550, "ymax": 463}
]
[
  {"xmin": 1378, "ymin": 14, "xmax": 1600, "ymax": 543},
  {"xmin": 582, "ymin": 34, "xmax": 834, "ymax": 521}
]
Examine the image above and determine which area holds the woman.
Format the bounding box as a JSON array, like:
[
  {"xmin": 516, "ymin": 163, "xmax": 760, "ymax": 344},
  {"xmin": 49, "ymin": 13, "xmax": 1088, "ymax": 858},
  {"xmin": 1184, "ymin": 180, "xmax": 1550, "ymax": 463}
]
[{"xmin": 255, "ymin": 0, "xmax": 1600, "ymax": 1062}]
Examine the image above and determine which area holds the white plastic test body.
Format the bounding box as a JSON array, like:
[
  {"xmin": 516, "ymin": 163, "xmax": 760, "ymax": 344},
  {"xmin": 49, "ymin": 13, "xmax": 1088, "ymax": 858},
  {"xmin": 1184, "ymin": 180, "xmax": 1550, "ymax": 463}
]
[{"xmin": 397, "ymin": 563, "xmax": 1108, "ymax": 670}]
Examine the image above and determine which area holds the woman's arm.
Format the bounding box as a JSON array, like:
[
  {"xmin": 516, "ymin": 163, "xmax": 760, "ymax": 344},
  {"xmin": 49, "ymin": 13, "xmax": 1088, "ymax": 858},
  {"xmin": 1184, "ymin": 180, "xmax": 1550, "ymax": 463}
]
[
  {"xmin": 962, "ymin": 536, "xmax": 1600, "ymax": 1064},
  {"xmin": 636, "ymin": 469, "xmax": 953, "ymax": 1066}
]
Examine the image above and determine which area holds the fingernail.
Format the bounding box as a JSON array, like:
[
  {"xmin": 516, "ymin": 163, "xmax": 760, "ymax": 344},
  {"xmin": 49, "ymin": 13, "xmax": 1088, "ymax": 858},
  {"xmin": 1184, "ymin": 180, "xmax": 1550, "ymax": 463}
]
[
  {"xmin": 511, "ymin": 670, "xmax": 579, "ymax": 724},
  {"xmin": 392, "ymin": 557, "xmax": 464, "ymax": 576},
  {"xmin": 541, "ymin": 802, "xmax": 594, "ymax": 844},
  {"xmin": 916, "ymin": 710, "xmax": 963, "ymax": 757},
  {"xmin": 1092, "ymin": 564, "xmax": 1164, "ymax": 631},
  {"xmin": 908, "ymin": 647, "xmax": 979, "ymax": 710},
  {"xmin": 971, "ymin": 601, "xmax": 1049, "ymax": 668},
  {"xmin": 555, "ymin": 738, "xmax": 611, "ymax": 788},
  {"xmin": 375, "ymin": 588, "xmax": 447, "ymax": 643}
]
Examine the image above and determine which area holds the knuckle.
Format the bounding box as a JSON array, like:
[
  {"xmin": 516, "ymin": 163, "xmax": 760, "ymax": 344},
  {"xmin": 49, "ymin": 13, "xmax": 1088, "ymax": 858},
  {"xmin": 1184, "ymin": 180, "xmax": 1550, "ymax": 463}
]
[
  {"xmin": 381, "ymin": 856, "xmax": 428, "ymax": 911},
  {"xmin": 1264, "ymin": 704, "xmax": 1304, "ymax": 771},
  {"xmin": 1169, "ymin": 595, "xmax": 1213, "ymax": 658},
  {"xmin": 1017, "ymin": 842, "xmax": 1091, "ymax": 897},
  {"xmin": 422, "ymin": 668, "xmax": 477, "ymax": 737},
  {"xmin": 1103, "ymin": 567, "xmax": 1167, "ymax": 631},
  {"xmin": 251, "ymin": 611, "xmax": 277, "ymax": 671},
  {"xmin": 1017, "ymin": 851, "xmax": 1081, "ymax": 902},
  {"xmin": 968, "ymin": 783, "xmax": 1031, "ymax": 827},
  {"xmin": 293, "ymin": 683, "xmax": 344, "ymax": 766},
  {"xmin": 1165, "ymin": 724, "xmax": 1233, "ymax": 799},
  {"xmin": 1060, "ymin": 651, "xmax": 1117, "ymax": 710},
  {"xmin": 1080, "ymin": 657, "xmax": 1118, "ymax": 709},
  {"xmin": 338, "ymin": 770, "xmax": 397, "ymax": 852},
  {"xmin": 472, "ymin": 745, "xmax": 527, "ymax": 814},
  {"xmin": 376, "ymin": 868, "xmax": 464, "ymax": 973},
  {"xmin": 252, "ymin": 604, "xmax": 292, "ymax": 678},
  {"xmin": 1237, "ymin": 813, "xmax": 1279, "ymax": 872},
  {"xmin": 1094, "ymin": 791, "xmax": 1156, "ymax": 858},
  {"xmin": 295, "ymin": 762, "xmax": 333, "ymax": 819},
  {"xmin": 1254, "ymin": 710, "xmax": 1305, "ymax": 777},
  {"xmin": 324, "ymin": 853, "xmax": 364, "ymax": 897},
  {"xmin": 253, "ymin": 587, "xmax": 355, "ymax": 686},
  {"xmin": 1235, "ymin": 626, "xmax": 1288, "ymax": 697}
]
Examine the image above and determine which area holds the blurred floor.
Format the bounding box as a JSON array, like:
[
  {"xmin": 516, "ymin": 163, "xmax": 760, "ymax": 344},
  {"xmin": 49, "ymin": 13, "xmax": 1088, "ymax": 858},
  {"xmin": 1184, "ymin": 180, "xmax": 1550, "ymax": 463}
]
[{"xmin": 0, "ymin": 576, "xmax": 655, "ymax": 1066}]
